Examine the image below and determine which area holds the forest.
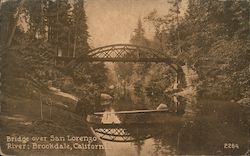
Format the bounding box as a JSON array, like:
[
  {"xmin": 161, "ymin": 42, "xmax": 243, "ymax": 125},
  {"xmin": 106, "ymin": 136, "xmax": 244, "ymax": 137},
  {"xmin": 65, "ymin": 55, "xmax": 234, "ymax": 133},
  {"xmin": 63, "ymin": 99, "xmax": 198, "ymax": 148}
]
[
  {"xmin": 117, "ymin": 0, "xmax": 249, "ymax": 102},
  {"xmin": 1, "ymin": 0, "xmax": 249, "ymax": 107},
  {"xmin": 1, "ymin": 0, "xmax": 107, "ymax": 102}
]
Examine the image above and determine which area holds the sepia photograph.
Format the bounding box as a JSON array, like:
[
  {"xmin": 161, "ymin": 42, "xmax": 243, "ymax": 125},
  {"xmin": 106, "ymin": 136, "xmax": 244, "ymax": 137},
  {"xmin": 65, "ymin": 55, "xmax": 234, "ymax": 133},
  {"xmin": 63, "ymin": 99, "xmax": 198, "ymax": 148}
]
[{"xmin": 0, "ymin": 0, "xmax": 249, "ymax": 155}]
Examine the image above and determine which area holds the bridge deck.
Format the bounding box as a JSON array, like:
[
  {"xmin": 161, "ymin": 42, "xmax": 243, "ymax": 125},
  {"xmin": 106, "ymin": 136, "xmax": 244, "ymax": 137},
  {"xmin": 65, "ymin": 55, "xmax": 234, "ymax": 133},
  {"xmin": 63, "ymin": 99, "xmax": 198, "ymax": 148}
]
[{"xmin": 55, "ymin": 56, "xmax": 173, "ymax": 63}]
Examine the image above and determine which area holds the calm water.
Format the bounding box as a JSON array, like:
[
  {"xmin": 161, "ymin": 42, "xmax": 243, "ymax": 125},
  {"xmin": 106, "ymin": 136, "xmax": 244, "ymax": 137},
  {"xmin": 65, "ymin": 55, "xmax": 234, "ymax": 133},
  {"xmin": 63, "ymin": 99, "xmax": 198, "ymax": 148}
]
[
  {"xmin": 90, "ymin": 88, "xmax": 248, "ymax": 156},
  {"xmin": 88, "ymin": 65, "xmax": 248, "ymax": 156},
  {"xmin": 94, "ymin": 89, "xmax": 198, "ymax": 156}
]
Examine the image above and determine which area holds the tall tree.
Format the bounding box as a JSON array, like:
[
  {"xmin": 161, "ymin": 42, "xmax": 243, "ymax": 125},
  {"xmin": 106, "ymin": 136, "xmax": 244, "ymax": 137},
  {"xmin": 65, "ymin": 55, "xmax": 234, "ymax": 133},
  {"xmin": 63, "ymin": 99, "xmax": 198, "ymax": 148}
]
[
  {"xmin": 72, "ymin": 0, "xmax": 90, "ymax": 57},
  {"xmin": 0, "ymin": 0, "xmax": 26, "ymax": 47},
  {"xmin": 130, "ymin": 18, "xmax": 149, "ymax": 46}
]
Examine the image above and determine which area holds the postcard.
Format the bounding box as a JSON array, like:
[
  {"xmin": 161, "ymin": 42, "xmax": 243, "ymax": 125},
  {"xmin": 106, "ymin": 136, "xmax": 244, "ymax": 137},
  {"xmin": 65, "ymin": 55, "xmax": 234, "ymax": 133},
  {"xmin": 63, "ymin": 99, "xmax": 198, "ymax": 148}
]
[{"xmin": 0, "ymin": 0, "xmax": 249, "ymax": 155}]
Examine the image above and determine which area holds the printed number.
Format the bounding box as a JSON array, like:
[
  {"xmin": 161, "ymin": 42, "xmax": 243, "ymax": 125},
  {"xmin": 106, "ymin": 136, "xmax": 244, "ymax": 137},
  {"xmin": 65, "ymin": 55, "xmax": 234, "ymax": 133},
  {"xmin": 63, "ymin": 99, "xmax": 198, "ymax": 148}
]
[{"xmin": 224, "ymin": 143, "xmax": 239, "ymax": 149}]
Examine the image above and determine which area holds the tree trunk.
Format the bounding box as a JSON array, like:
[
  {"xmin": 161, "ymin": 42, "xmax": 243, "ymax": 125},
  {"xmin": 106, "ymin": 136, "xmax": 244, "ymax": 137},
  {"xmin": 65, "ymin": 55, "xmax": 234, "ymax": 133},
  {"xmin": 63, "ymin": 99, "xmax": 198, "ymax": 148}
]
[
  {"xmin": 6, "ymin": 0, "xmax": 26, "ymax": 48},
  {"xmin": 0, "ymin": 0, "xmax": 3, "ymax": 13},
  {"xmin": 0, "ymin": 0, "xmax": 2, "ymax": 10},
  {"xmin": 67, "ymin": 30, "xmax": 70, "ymax": 57},
  {"xmin": 56, "ymin": 0, "xmax": 59, "ymax": 56},
  {"xmin": 176, "ymin": 0, "xmax": 181, "ymax": 54},
  {"xmin": 73, "ymin": 26, "xmax": 76, "ymax": 58},
  {"xmin": 49, "ymin": 25, "xmax": 51, "ymax": 41},
  {"xmin": 0, "ymin": 0, "xmax": 3, "ymax": 45}
]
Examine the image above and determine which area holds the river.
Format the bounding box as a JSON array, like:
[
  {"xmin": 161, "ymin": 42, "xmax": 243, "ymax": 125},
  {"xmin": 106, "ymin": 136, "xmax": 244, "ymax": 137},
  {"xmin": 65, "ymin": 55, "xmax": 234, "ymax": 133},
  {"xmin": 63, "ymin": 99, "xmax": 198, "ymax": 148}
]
[
  {"xmin": 88, "ymin": 65, "xmax": 248, "ymax": 155},
  {"xmin": 93, "ymin": 65, "xmax": 197, "ymax": 156},
  {"xmin": 93, "ymin": 88, "xmax": 198, "ymax": 156},
  {"xmin": 90, "ymin": 91, "xmax": 248, "ymax": 155}
]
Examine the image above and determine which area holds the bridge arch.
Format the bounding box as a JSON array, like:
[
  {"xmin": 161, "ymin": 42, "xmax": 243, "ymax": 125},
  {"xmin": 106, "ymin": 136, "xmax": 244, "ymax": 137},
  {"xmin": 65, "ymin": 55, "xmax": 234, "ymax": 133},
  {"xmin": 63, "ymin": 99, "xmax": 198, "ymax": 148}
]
[
  {"xmin": 85, "ymin": 44, "xmax": 172, "ymax": 63},
  {"xmin": 55, "ymin": 44, "xmax": 185, "ymax": 86},
  {"xmin": 56, "ymin": 44, "xmax": 174, "ymax": 64}
]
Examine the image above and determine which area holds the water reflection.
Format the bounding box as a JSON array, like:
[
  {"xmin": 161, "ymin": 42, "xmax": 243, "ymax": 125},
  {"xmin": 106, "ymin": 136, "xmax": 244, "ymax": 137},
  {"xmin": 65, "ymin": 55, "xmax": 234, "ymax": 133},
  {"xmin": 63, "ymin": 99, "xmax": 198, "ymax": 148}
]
[
  {"xmin": 91, "ymin": 122, "xmax": 181, "ymax": 156},
  {"xmin": 88, "ymin": 89, "xmax": 196, "ymax": 156},
  {"xmin": 92, "ymin": 124, "xmax": 164, "ymax": 142}
]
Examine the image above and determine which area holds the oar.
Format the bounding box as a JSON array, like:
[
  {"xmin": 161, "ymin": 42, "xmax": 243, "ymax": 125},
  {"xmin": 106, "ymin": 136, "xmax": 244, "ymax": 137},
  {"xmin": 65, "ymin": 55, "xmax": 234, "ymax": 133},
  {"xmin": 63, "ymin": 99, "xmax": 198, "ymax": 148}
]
[{"xmin": 94, "ymin": 109, "xmax": 168, "ymax": 115}]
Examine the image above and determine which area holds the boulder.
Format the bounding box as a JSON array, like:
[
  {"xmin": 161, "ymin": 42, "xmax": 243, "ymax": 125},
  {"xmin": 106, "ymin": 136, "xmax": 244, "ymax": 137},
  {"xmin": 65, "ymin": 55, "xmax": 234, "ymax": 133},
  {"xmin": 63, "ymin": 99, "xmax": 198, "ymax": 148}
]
[
  {"xmin": 237, "ymin": 98, "xmax": 250, "ymax": 104},
  {"xmin": 109, "ymin": 85, "xmax": 115, "ymax": 90},
  {"xmin": 157, "ymin": 103, "xmax": 168, "ymax": 110},
  {"xmin": 100, "ymin": 93, "xmax": 113, "ymax": 106},
  {"xmin": 237, "ymin": 98, "xmax": 250, "ymax": 107},
  {"xmin": 100, "ymin": 93, "xmax": 113, "ymax": 100}
]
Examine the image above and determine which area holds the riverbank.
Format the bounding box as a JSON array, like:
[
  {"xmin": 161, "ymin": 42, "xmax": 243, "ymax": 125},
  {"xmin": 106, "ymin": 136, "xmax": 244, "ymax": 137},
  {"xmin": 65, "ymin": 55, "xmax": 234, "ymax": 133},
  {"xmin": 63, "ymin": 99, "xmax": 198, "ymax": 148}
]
[
  {"xmin": 0, "ymin": 90, "xmax": 105, "ymax": 156},
  {"xmin": 178, "ymin": 99, "xmax": 248, "ymax": 155},
  {"xmin": 106, "ymin": 90, "xmax": 249, "ymax": 155}
]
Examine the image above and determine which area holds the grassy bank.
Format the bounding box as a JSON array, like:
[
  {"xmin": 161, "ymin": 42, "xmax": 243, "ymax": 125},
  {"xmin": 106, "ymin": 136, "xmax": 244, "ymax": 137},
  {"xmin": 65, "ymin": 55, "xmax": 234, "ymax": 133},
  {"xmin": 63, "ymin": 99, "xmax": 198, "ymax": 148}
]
[{"xmin": 0, "ymin": 90, "xmax": 105, "ymax": 156}]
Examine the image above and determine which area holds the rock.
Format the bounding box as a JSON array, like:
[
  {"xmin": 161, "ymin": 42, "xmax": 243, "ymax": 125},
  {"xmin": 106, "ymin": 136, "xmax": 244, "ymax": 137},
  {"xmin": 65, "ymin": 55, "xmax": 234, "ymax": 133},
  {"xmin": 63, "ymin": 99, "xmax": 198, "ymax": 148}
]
[
  {"xmin": 237, "ymin": 98, "xmax": 250, "ymax": 105},
  {"xmin": 237, "ymin": 98, "xmax": 250, "ymax": 107},
  {"xmin": 47, "ymin": 80, "xmax": 53, "ymax": 87},
  {"xmin": 100, "ymin": 101, "xmax": 112, "ymax": 106},
  {"xmin": 109, "ymin": 85, "xmax": 115, "ymax": 90},
  {"xmin": 157, "ymin": 103, "xmax": 168, "ymax": 110},
  {"xmin": 100, "ymin": 93, "xmax": 113, "ymax": 100},
  {"xmin": 48, "ymin": 87, "xmax": 61, "ymax": 92},
  {"xmin": 100, "ymin": 93, "xmax": 113, "ymax": 106}
]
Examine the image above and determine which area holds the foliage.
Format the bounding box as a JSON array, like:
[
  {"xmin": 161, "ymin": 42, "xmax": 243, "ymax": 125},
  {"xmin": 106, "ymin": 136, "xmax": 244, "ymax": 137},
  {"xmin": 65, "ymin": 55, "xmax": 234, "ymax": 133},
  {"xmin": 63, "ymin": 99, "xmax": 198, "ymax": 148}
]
[
  {"xmin": 73, "ymin": 62, "xmax": 107, "ymax": 87},
  {"xmin": 145, "ymin": 0, "xmax": 249, "ymax": 100},
  {"xmin": 0, "ymin": 0, "xmax": 107, "ymax": 101},
  {"xmin": 116, "ymin": 16, "xmax": 179, "ymax": 94},
  {"xmin": 130, "ymin": 18, "xmax": 150, "ymax": 46},
  {"xmin": 0, "ymin": 0, "xmax": 19, "ymax": 45}
]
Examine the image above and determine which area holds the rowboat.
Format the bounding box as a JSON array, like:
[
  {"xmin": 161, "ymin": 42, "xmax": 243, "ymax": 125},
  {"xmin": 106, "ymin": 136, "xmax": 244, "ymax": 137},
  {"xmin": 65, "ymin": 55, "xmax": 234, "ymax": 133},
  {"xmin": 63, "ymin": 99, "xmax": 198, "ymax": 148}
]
[{"xmin": 87, "ymin": 108, "xmax": 184, "ymax": 126}]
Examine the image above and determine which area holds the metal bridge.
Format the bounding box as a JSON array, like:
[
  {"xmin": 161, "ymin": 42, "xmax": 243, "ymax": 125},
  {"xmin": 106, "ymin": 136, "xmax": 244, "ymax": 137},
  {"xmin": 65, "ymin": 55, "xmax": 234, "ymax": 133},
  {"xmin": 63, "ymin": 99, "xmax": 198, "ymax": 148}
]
[
  {"xmin": 55, "ymin": 44, "xmax": 185, "ymax": 84},
  {"xmin": 55, "ymin": 44, "xmax": 177, "ymax": 66}
]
